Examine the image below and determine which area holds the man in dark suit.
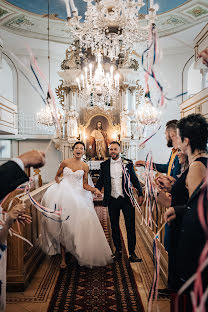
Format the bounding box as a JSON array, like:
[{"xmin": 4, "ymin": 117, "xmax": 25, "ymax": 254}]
[
  {"xmin": 0, "ymin": 150, "xmax": 45, "ymax": 311},
  {"xmin": 96, "ymin": 141, "xmax": 143, "ymax": 262},
  {"xmin": 135, "ymin": 119, "xmax": 181, "ymax": 179},
  {"xmin": 0, "ymin": 150, "xmax": 45, "ymax": 200}
]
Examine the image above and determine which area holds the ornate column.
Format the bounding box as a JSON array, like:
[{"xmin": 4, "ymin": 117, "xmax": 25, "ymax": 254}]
[
  {"xmin": 120, "ymin": 84, "xmax": 129, "ymax": 111},
  {"xmin": 129, "ymin": 86, "xmax": 136, "ymax": 112},
  {"xmin": 70, "ymin": 85, "xmax": 78, "ymax": 111}
]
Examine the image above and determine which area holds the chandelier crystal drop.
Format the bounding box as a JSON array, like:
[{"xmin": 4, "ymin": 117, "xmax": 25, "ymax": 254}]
[
  {"xmin": 76, "ymin": 52, "xmax": 120, "ymax": 106},
  {"xmin": 137, "ymin": 96, "xmax": 161, "ymax": 125},
  {"xmin": 66, "ymin": 0, "xmax": 157, "ymax": 61}
]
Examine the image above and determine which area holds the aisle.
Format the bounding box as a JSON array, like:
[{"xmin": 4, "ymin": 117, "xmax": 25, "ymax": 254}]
[
  {"xmin": 6, "ymin": 205, "xmax": 170, "ymax": 312},
  {"xmin": 120, "ymin": 214, "xmax": 170, "ymax": 312},
  {"xmin": 47, "ymin": 206, "xmax": 144, "ymax": 312}
]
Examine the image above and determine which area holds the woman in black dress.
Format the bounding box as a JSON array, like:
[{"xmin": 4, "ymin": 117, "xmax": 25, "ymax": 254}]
[
  {"xmin": 156, "ymin": 148, "xmax": 189, "ymax": 293},
  {"xmin": 165, "ymin": 114, "xmax": 208, "ymax": 311}
]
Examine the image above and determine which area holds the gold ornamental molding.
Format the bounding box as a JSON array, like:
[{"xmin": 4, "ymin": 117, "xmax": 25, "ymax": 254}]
[
  {"xmin": 120, "ymin": 84, "xmax": 129, "ymax": 93},
  {"xmin": 128, "ymin": 86, "xmax": 136, "ymax": 94},
  {"xmin": 81, "ymin": 106, "xmax": 115, "ymax": 129}
]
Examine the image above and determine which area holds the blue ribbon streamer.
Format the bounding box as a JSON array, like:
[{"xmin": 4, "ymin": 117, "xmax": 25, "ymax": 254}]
[{"xmin": 141, "ymin": 24, "xmax": 187, "ymax": 106}]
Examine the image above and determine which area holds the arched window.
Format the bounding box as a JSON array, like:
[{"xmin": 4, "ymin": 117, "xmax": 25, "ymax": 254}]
[
  {"xmin": 187, "ymin": 62, "xmax": 202, "ymax": 98},
  {"xmin": 0, "ymin": 54, "xmax": 17, "ymax": 104}
]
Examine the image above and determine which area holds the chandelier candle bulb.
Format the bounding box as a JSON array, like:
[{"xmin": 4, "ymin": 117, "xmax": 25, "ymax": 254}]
[
  {"xmin": 76, "ymin": 78, "xmax": 81, "ymax": 90},
  {"xmin": 81, "ymin": 74, "xmax": 84, "ymax": 88},
  {"xmin": 64, "ymin": 0, "xmax": 71, "ymax": 18},
  {"xmin": 89, "ymin": 63, "xmax": 93, "ymax": 81},
  {"xmin": 84, "ymin": 67, "xmax": 88, "ymax": 80},
  {"xmin": 137, "ymin": 0, "xmax": 145, "ymax": 8},
  {"xmin": 150, "ymin": 0, "xmax": 154, "ymax": 8},
  {"xmin": 110, "ymin": 66, "xmax": 114, "ymax": 79}
]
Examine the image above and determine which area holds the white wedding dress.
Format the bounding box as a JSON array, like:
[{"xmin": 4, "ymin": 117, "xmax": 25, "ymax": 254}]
[{"xmin": 41, "ymin": 167, "xmax": 113, "ymax": 267}]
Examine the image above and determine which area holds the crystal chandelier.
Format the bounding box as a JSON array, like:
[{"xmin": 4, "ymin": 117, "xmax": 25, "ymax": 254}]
[
  {"xmin": 137, "ymin": 95, "xmax": 161, "ymax": 125},
  {"xmin": 76, "ymin": 52, "xmax": 120, "ymax": 106},
  {"xmin": 65, "ymin": 0, "xmax": 157, "ymax": 61},
  {"xmin": 36, "ymin": 105, "xmax": 54, "ymax": 126}
]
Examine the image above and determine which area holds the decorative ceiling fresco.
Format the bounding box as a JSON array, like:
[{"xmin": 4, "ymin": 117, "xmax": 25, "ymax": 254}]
[
  {"xmin": 2, "ymin": 0, "xmax": 190, "ymax": 19},
  {"xmin": 0, "ymin": 0, "xmax": 208, "ymax": 43}
]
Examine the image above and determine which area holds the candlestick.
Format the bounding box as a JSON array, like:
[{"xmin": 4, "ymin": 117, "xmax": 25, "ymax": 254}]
[
  {"xmin": 81, "ymin": 74, "xmax": 84, "ymax": 88},
  {"xmin": 110, "ymin": 65, "xmax": 114, "ymax": 79},
  {"xmin": 89, "ymin": 63, "xmax": 92, "ymax": 81},
  {"xmin": 69, "ymin": 0, "xmax": 78, "ymax": 14},
  {"xmin": 84, "ymin": 67, "xmax": 88, "ymax": 80},
  {"xmin": 76, "ymin": 78, "xmax": 81, "ymax": 90}
]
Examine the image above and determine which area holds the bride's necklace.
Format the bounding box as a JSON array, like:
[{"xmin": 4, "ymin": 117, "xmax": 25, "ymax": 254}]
[{"xmin": 189, "ymin": 151, "xmax": 206, "ymax": 166}]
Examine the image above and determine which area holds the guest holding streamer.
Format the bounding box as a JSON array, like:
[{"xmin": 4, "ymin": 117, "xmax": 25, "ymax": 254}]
[{"xmin": 165, "ymin": 114, "xmax": 208, "ymax": 311}]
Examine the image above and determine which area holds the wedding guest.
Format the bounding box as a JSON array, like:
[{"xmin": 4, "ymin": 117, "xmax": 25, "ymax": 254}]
[
  {"xmin": 0, "ymin": 149, "xmax": 45, "ymax": 312},
  {"xmin": 0, "ymin": 204, "xmax": 32, "ymax": 312},
  {"xmin": 136, "ymin": 119, "xmax": 181, "ymax": 179},
  {"xmin": 165, "ymin": 114, "xmax": 208, "ymax": 310},
  {"xmin": 96, "ymin": 141, "xmax": 144, "ymax": 262},
  {"xmin": 136, "ymin": 119, "xmax": 181, "ymax": 258},
  {"xmin": 199, "ymin": 47, "xmax": 208, "ymax": 67},
  {"xmin": 0, "ymin": 150, "xmax": 45, "ymax": 200},
  {"xmin": 156, "ymin": 149, "xmax": 189, "ymax": 295}
]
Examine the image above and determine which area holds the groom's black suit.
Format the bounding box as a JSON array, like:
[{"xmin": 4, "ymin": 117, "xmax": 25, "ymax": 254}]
[{"xmin": 96, "ymin": 158, "xmax": 143, "ymax": 255}]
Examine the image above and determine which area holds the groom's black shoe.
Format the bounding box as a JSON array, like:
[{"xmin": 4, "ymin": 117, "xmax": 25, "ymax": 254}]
[
  {"xmin": 113, "ymin": 251, "xmax": 122, "ymax": 261},
  {"xmin": 129, "ymin": 252, "xmax": 142, "ymax": 263}
]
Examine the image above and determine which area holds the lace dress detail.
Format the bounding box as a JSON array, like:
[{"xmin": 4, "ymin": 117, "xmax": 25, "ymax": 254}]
[{"xmin": 41, "ymin": 167, "xmax": 112, "ymax": 267}]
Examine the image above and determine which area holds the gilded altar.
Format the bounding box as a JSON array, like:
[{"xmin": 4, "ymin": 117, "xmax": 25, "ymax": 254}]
[{"xmin": 54, "ymin": 48, "xmax": 145, "ymax": 162}]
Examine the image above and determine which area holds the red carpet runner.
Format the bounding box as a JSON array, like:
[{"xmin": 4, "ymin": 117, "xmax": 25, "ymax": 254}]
[{"xmin": 47, "ymin": 206, "xmax": 144, "ymax": 312}]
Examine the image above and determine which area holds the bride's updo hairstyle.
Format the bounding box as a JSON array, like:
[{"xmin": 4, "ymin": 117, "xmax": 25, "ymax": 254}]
[{"xmin": 72, "ymin": 141, "xmax": 86, "ymax": 150}]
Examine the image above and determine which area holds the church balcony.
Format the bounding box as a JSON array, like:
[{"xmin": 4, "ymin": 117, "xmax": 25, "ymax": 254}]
[
  {"xmin": 0, "ymin": 96, "xmax": 17, "ymax": 135},
  {"xmin": 180, "ymin": 87, "xmax": 208, "ymax": 120}
]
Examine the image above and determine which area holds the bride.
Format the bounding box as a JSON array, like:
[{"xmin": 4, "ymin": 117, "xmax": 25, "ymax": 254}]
[{"xmin": 41, "ymin": 141, "xmax": 113, "ymax": 268}]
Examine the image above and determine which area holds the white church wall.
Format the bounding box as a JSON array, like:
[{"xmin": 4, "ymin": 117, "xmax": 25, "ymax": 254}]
[
  {"xmin": 0, "ymin": 31, "xmax": 65, "ymax": 183},
  {"xmin": 136, "ymin": 49, "xmax": 193, "ymax": 165},
  {"xmin": 18, "ymin": 140, "xmax": 62, "ymax": 183},
  {"xmin": 17, "ymin": 54, "xmax": 63, "ymax": 115},
  {"xmin": 0, "ymin": 58, "xmax": 13, "ymax": 102},
  {"xmin": 0, "ymin": 139, "xmax": 62, "ymax": 183}
]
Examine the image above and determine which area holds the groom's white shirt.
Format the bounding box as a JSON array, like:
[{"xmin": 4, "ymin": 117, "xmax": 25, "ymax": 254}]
[{"xmin": 110, "ymin": 157, "xmax": 124, "ymax": 199}]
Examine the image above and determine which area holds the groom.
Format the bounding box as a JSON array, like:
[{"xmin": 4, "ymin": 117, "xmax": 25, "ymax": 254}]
[{"xmin": 96, "ymin": 141, "xmax": 144, "ymax": 262}]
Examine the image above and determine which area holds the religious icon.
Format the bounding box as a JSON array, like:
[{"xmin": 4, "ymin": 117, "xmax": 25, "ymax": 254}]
[{"xmin": 89, "ymin": 121, "xmax": 109, "ymax": 160}]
